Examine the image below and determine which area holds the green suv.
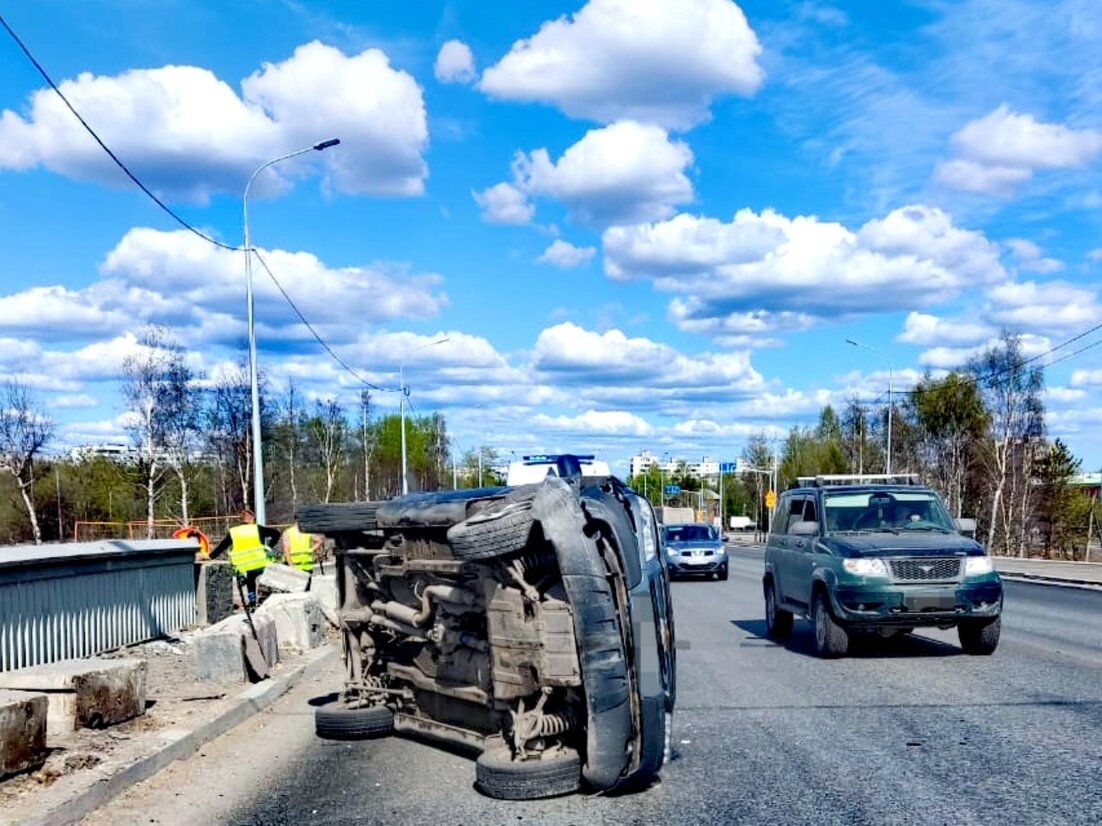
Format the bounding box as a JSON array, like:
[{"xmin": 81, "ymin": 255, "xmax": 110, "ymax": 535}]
[{"xmin": 762, "ymin": 476, "xmax": 1003, "ymax": 658}]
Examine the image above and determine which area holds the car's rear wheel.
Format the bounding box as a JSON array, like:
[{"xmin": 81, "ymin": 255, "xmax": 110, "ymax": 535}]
[
  {"xmin": 475, "ymin": 745, "xmax": 581, "ymax": 800},
  {"xmin": 812, "ymin": 592, "xmax": 848, "ymax": 658},
  {"xmin": 314, "ymin": 703, "xmax": 393, "ymax": 740},
  {"xmin": 958, "ymin": 616, "xmax": 1000, "ymax": 655},
  {"xmin": 764, "ymin": 582, "xmax": 793, "ymax": 641},
  {"xmin": 446, "ymin": 501, "xmax": 535, "ymax": 560}
]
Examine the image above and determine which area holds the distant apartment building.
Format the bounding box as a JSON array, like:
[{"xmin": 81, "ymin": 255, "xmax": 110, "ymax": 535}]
[
  {"xmin": 68, "ymin": 442, "xmax": 138, "ymax": 462},
  {"xmin": 629, "ymin": 451, "xmax": 721, "ymax": 479}
]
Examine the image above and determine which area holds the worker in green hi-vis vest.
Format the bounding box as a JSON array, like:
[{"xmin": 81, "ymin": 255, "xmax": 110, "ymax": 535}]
[
  {"xmin": 210, "ymin": 509, "xmax": 281, "ymax": 606},
  {"xmin": 280, "ymin": 522, "xmax": 324, "ymax": 573}
]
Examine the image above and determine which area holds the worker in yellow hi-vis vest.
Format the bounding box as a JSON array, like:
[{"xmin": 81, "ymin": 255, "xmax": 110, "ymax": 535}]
[
  {"xmin": 281, "ymin": 522, "xmax": 324, "ymax": 573},
  {"xmin": 210, "ymin": 509, "xmax": 281, "ymax": 606}
]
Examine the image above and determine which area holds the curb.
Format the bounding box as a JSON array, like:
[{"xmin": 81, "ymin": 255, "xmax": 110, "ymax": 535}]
[
  {"xmin": 18, "ymin": 644, "xmax": 338, "ymax": 826},
  {"xmin": 996, "ymin": 572, "xmax": 1102, "ymax": 591}
]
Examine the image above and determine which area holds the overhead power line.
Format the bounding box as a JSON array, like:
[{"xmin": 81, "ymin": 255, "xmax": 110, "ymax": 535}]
[
  {"xmin": 250, "ymin": 249, "xmax": 399, "ymax": 394},
  {"xmin": 0, "ymin": 10, "xmax": 239, "ymax": 251}
]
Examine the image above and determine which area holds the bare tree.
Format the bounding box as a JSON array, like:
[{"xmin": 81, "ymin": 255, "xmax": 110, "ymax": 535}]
[
  {"xmin": 0, "ymin": 382, "xmax": 54, "ymax": 544},
  {"xmin": 207, "ymin": 361, "xmax": 256, "ymax": 513},
  {"xmin": 121, "ymin": 326, "xmax": 197, "ymax": 536},
  {"xmin": 307, "ymin": 399, "xmax": 347, "ymax": 503}
]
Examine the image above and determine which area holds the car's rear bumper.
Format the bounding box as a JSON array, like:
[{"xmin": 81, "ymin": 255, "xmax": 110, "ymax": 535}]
[{"xmin": 829, "ymin": 577, "xmax": 1003, "ymax": 626}]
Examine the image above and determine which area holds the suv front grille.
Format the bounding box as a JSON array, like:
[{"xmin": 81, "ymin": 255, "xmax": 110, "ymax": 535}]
[{"xmin": 889, "ymin": 558, "xmax": 961, "ymax": 582}]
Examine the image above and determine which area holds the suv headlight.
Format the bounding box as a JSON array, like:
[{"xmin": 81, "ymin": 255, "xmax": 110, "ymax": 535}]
[
  {"xmin": 964, "ymin": 556, "xmax": 994, "ymax": 576},
  {"xmin": 715, "ymin": 544, "xmax": 726, "ymax": 555},
  {"xmin": 842, "ymin": 558, "xmax": 888, "ymax": 577}
]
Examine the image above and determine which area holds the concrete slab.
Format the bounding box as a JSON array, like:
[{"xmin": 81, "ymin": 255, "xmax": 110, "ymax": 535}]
[
  {"xmin": 193, "ymin": 613, "xmax": 278, "ymax": 683},
  {"xmin": 0, "ymin": 659, "xmax": 146, "ymax": 739},
  {"xmin": 305, "ymin": 572, "xmax": 339, "ymax": 626},
  {"xmin": 257, "ymin": 563, "xmax": 309, "ymax": 594},
  {"xmin": 195, "ymin": 561, "xmax": 235, "ymax": 626},
  {"xmin": 256, "ymin": 593, "xmax": 326, "ymax": 653},
  {"xmin": 0, "ymin": 689, "xmax": 47, "ymax": 778}
]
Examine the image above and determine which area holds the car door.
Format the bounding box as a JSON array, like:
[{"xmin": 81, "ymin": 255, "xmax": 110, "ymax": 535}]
[
  {"xmin": 788, "ymin": 496, "xmax": 823, "ymax": 610},
  {"xmin": 775, "ymin": 494, "xmax": 808, "ymax": 606}
]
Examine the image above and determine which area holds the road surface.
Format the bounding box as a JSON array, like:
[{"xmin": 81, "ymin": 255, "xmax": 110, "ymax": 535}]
[{"xmin": 84, "ymin": 545, "xmax": 1102, "ymax": 825}]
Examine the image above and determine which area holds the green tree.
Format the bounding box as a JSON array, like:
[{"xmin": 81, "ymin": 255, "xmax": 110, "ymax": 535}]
[{"xmin": 1033, "ymin": 439, "xmax": 1086, "ymax": 559}]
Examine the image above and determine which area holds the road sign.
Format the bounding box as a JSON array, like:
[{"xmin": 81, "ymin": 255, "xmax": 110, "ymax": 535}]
[
  {"xmin": 664, "ymin": 485, "xmax": 680, "ymax": 496},
  {"xmin": 719, "ymin": 462, "xmax": 738, "ymax": 474},
  {"xmin": 765, "ymin": 489, "xmax": 776, "ymax": 508}
]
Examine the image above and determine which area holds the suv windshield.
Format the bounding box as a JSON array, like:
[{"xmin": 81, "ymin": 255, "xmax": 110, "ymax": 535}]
[
  {"xmin": 663, "ymin": 524, "xmax": 717, "ymax": 542},
  {"xmin": 822, "ymin": 490, "xmax": 955, "ymax": 534}
]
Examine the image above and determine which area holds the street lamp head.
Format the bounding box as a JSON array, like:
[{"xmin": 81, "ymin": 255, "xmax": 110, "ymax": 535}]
[
  {"xmin": 313, "ymin": 138, "xmax": 341, "ymax": 151},
  {"xmin": 845, "ymin": 338, "xmax": 859, "ymax": 347}
]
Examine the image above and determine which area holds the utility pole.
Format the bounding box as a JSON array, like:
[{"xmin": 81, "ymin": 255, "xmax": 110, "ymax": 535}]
[{"xmin": 361, "ymin": 390, "xmax": 370, "ymax": 502}]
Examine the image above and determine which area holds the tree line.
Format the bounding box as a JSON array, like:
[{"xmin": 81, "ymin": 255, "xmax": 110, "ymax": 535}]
[
  {"xmin": 628, "ymin": 334, "xmax": 1099, "ymax": 560},
  {"xmin": 1, "ymin": 326, "xmax": 498, "ymax": 544}
]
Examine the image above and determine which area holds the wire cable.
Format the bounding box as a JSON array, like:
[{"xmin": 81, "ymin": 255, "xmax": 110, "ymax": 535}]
[
  {"xmin": 0, "ymin": 10, "xmax": 241, "ymax": 251},
  {"xmin": 250, "ymin": 249, "xmax": 399, "ymax": 393}
]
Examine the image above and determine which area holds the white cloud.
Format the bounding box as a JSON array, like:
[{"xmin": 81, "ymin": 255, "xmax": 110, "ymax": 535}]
[
  {"xmin": 472, "ymin": 182, "xmax": 535, "ymax": 224},
  {"xmin": 488, "ymin": 121, "xmax": 694, "ymax": 226},
  {"xmin": 1087, "ymin": 248, "xmax": 1102, "ymax": 263},
  {"xmin": 532, "ymin": 321, "xmax": 763, "ymax": 393},
  {"xmin": 479, "ymin": 0, "xmax": 763, "ymax": 130},
  {"xmin": 1045, "ymin": 386, "xmax": 1087, "ymax": 404},
  {"xmin": 934, "ymin": 105, "xmax": 1102, "ymax": 196},
  {"xmin": 0, "ymin": 41, "xmax": 428, "ymax": 200},
  {"xmin": 434, "ymin": 40, "xmax": 476, "ymax": 84},
  {"xmin": 51, "ymin": 394, "xmax": 99, "ymax": 409},
  {"xmin": 1070, "ymin": 368, "xmax": 1102, "ymax": 388},
  {"xmin": 1005, "ymin": 239, "xmax": 1064, "ymax": 273},
  {"xmin": 897, "ymin": 312, "xmax": 993, "ymax": 346},
  {"xmin": 603, "ymin": 204, "xmax": 1006, "ymax": 338},
  {"xmin": 917, "ymin": 333, "xmax": 1051, "ymax": 369},
  {"xmin": 532, "ymin": 409, "xmax": 653, "ymax": 437},
  {"xmin": 537, "ymin": 240, "xmax": 596, "ymax": 268},
  {"xmin": 985, "ymin": 280, "xmax": 1102, "ymax": 336}
]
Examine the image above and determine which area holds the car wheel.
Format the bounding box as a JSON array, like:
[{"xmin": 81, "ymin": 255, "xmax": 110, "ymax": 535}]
[
  {"xmin": 446, "ymin": 501, "xmax": 535, "ymax": 560},
  {"xmin": 314, "ymin": 703, "xmax": 393, "ymax": 740},
  {"xmin": 475, "ymin": 745, "xmax": 581, "ymax": 800},
  {"xmin": 958, "ymin": 616, "xmax": 1000, "ymax": 655},
  {"xmin": 718, "ymin": 565, "xmax": 729, "ymax": 581},
  {"xmin": 812, "ymin": 592, "xmax": 848, "ymax": 658},
  {"xmin": 764, "ymin": 582, "xmax": 793, "ymax": 641},
  {"xmin": 298, "ymin": 502, "xmax": 380, "ymax": 533}
]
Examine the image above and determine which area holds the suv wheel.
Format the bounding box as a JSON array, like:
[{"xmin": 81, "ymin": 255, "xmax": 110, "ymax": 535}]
[
  {"xmin": 716, "ymin": 565, "xmax": 729, "ymax": 581},
  {"xmin": 314, "ymin": 703, "xmax": 393, "ymax": 740},
  {"xmin": 958, "ymin": 616, "xmax": 1000, "ymax": 655},
  {"xmin": 475, "ymin": 745, "xmax": 581, "ymax": 800},
  {"xmin": 764, "ymin": 582, "xmax": 793, "ymax": 641},
  {"xmin": 812, "ymin": 592, "xmax": 848, "ymax": 658}
]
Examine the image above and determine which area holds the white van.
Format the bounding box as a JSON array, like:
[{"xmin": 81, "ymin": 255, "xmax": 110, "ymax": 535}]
[{"xmin": 506, "ymin": 454, "xmax": 612, "ymax": 486}]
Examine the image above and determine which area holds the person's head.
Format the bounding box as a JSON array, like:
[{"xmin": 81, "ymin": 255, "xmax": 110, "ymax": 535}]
[{"xmin": 240, "ymin": 508, "xmax": 255, "ymax": 524}]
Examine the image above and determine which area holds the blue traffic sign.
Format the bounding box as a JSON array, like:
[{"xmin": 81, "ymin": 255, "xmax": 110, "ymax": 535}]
[
  {"xmin": 664, "ymin": 485, "xmax": 680, "ymax": 495},
  {"xmin": 720, "ymin": 462, "xmax": 738, "ymax": 474}
]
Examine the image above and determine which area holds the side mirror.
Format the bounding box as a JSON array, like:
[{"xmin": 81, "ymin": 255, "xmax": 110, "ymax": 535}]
[
  {"xmin": 790, "ymin": 520, "xmax": 820, "ymax": 537},
  {"xmin": 955, "ymin": 518, "xmax": 977, "ymax": 536}
]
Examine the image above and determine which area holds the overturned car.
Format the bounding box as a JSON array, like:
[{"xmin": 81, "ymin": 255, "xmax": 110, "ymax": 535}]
[{"xmin": 298, "ymin": 472, "xmax": 676, "ymax": 799}]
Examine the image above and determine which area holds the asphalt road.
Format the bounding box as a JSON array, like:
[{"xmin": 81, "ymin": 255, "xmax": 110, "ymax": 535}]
[{"xmin": 85, "ymin": 545, "xmax": 1102, "ymax": 826}]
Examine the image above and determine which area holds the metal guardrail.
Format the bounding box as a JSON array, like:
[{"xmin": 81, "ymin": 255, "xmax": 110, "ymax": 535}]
[{"xmin": 0, "ymin": 539, "xmax": 197, "ymax": 672}]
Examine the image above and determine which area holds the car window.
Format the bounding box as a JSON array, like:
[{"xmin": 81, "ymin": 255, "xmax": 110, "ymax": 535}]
[
  {"xmin": 663, "ymin": 524, "xmax": 716, "ymax": 542},
  {"xmin": 784, "ymin": 495, "xmax": 806, "ymax": 533},
  {"xmin": 803, "ymin": 498, "xmax": 818, "ymax": 523},
  {"xmin": 822, "ymin": 490, "xmax": 955, "ymax": 532}
]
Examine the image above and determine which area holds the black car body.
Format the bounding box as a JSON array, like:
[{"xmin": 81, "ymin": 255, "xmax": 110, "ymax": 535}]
[
  {"xmin": 763, "ymin": 477, "xmax": 1003, "ymax": 657},
  {"xmin": 299, "ymin": 470, "xmax": 675, "ymax": 799}
]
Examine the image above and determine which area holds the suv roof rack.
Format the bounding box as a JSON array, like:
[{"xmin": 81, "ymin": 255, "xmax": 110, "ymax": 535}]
[{"xmin": 795, "ymin": 473, "xmax": 923, "ymax": 487}]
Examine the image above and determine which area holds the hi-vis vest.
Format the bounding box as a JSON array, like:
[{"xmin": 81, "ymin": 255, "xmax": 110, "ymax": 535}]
[
  {"xmin": 228, "ymin": 524, "xmax": 269, "ymax": 574},
  {"xmin": 286, "ymin": 525, "xmax": 315, "ymax": 572}
]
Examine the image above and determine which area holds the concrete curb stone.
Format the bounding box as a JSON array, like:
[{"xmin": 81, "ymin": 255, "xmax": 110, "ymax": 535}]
[{"xmin": 8, "ymin": 644, "xmax": 337, "ymax": 826}]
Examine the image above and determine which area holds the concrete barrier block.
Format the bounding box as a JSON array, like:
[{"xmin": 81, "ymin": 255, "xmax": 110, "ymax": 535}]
[
  {"xmin": 196, "ymin": 560, "xmax": 235, "ymax": 626},
  {"xmin": 306, "ymin": 572, "xmax": 339, "ymax": 626},
  {"xmin": 257, "ymin": 593, "xmax": 326, "ymax": 653},
  {"xmin": 0, "ymin": 689, "xmax": 47, "ymax": 778},
  {"xmin": 0, "ymin": 659, "xmax": 147, "ymax": 738},
  {"xmin": 193, "ymin": 612, "xmax": 278, "ymax": 682},
  {"xmin": 257, "ymin": 563, "xmax": 310, "ymax": 594}
]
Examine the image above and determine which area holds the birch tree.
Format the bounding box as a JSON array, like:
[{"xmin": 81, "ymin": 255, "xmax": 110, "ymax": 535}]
[
  {"xmin": 307, "ymin": 399, "xmax": 347, "ymax": 503},
  {"xmin": 0, "ymin": 381, "xmax": 54, "ymax": 544}
]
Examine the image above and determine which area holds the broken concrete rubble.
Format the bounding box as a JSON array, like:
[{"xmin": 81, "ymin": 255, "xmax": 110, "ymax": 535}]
[
  {"xmin": 256, "ymin": 593, "xmax": 326, "ymax": 653},
  {"xmin": 257, "ymin": 563, "xmax": 309, "ymax": 594},
  {"xmin": 195, "ymin": 560, "xmax": 235, "ymax": 626},
  {"xmin": 192, "ymin": 612, "xmax": 278, "ymax": 683},
  {"xmin": 0, "ymin": 689, "xmax": 47, "ymax": 778},
  {"xmin": 0, "ymin": 659, "xmax": 147, "ymax": 740}
]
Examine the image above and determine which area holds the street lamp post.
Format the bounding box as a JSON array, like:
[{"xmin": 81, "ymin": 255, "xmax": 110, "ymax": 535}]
[
  {"xmin": 846, "ymin": 338, "xmax": 893, "ymax": 475},
  {"xmin": 399, "ymin": 337, "xmax": 449, "ymax": 496},
  {"xmin": 243, "ymin": 138, "xmax": 339, "ymax": 524}
]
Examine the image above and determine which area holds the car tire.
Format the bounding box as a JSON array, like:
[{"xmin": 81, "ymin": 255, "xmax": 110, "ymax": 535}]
[
  {"xmin": 958, "ymin": 616, "xmax": 1000, "ymax": 655},
  {"xmin": 812, "ymin": 591, "xmax": 848, "ymax": 658},
  {"xmin": 475, "ymin": 745, "xmax": 581, "ymax": 800},
  {"xmin": 298, "ymin": 502, "xmax": 380, "ymax": 533},
  {"xmin": 717, "ymin": 565, "xmax": 729, "ymax": 581},
  {"xmin": 446, "ymin": 501, "xmax": 535, "ymax": 561},
  {"xmin": 764, "ymin": 582, "xmax": 793, "ymax": 641},
  {"xmin": 314, "ymin": 703, "xmax": 393, "ymax": 740}
]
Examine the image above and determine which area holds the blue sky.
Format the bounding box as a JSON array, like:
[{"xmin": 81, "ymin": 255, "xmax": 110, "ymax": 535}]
[{"xmin": 2, "ymin": 0, "xmax": 1102, "ymax": 474}]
